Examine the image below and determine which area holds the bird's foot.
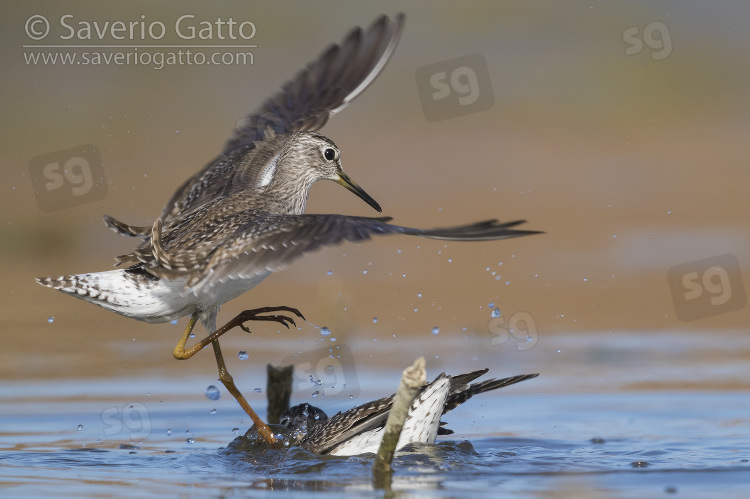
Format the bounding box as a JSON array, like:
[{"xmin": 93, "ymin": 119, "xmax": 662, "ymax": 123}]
[{"xmin": 230, "ymin": 306, "xmax": 306, "ymax": 333}]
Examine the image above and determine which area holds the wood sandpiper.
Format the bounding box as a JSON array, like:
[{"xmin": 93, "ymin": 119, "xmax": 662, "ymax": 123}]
[
  {"xmin": 240, "ymin": 370, "xmax": 538, "ymax": 455},
  {"xmin": 36, "ymin": 14, "xmax": 541, "ymax": 445}
]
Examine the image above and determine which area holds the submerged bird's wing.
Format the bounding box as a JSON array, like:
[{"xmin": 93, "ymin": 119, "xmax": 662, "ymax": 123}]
[
  {"xmin": 302, "ymin": 395, "xmax": 395, "ymax": 454},
  {"xmin": 196, "ymin": 214, "xmax": 541, "ymax": 287},
  {"xmin": 155, "ymin": 14, "xmax": 405, "ymax": 224},
  {"xmin": 442, "ymin": 373, "xmax": 539, "ymax": 418},
  {"xmin": 310, "ymin": 373, "xmax": 451, "ymax": 454}
]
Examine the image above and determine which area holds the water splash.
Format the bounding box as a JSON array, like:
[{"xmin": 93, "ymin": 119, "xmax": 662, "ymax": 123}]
[{"xmin": 205, "ymin": 385, "xmax": 220, "ymax": 401}]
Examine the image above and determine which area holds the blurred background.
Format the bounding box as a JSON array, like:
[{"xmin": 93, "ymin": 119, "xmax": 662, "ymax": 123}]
[{"xmin": 2, "ymin": 1, "xmax": 750, "ymax": 410}]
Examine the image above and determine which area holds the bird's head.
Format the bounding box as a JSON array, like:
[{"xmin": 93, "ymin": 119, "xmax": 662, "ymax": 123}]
[
  {"xmin": 274, "ymin": 131, "xmax": 382, "ymax": 213},
  {"xmin": 279, "ymin": 403, "xmax": 329, "ymax": 442}
]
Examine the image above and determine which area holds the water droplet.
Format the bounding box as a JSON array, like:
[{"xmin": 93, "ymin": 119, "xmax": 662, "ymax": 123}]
[
  {"xmin": 47, "ymin": 317, "xmax": 54, "ymax": 324},
  {"xmin": 488, "ymin": 302, "xmax": 495, "ymax": 309},
  {"xmin": 448, "ymin": 258, "xmax": 452, "ymax": 263},
  {"xmin": 326, "ymin": 270, "xmax": 333, "ymax": 276},
  {"xmin": 362, "ymin": 269, "xmax": 368, "ymax": 275},
  {"xmin": 432, "ymin": 327, "xmax": 439, "ymax": 335},
  {"xmin": 232, "ymin": 428, "xmax": 239, "ymax": 435},
  {"xmin": 189, "ymin": 332, "xmax": 195, "ymax": 338},
  {"xmin": 186, "ymin": 438, "xmax": 195, "ymax": 445},
  {"xmin": 166, "ymin": 429, "xmax": 172, "ymax": 436},
  {"xmin": 491, "ymin": 308, "xmax": 501, "ymax": 318},
  {"xmin": 321, "ymin": 327, "xmax": 331, "ymax": 336},
  {"xmin": 77, "ymin": 424, "xmax": 83, "ymax": 431},
  {"xmin": 253, "ymin": 387, "xmax": 262, "ymax": 393},
  {"xmin": 171, "ymin": 319, "xmax": 178, "ymax": 325},
  {"xmin": 210, "ymin": 408, "xmax": 217, "ymax": 415},
  {"xmin": 238, "ymin": 350, "xmax": 248, "ymax": 360},
  {"xmin": 205, "ymin": 385, "xmax": 220, "ymax": 400},
  {"xmin": 417, "ymin": 293, "xmax": 422, "ymax": 298},
  {"xmin": 372, "ymin": 317, "xmax": 378, "ymax": 324},
  {"xmin": 311, "ymin": 391, "xmax": 319, "ymax": 398}
]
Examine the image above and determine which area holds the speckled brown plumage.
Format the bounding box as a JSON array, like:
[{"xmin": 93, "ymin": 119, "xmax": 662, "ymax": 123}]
[
  {"xmin": 241, "ymin": 370, "xmax": 539, "ymax": 456},
  {"xmin": 36, "ymin": 12, "xmax": 539, "ymax": 347}
]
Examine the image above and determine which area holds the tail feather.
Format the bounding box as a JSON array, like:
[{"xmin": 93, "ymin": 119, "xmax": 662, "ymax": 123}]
[
  {"xmin": 36, "ymin": 274, "xmax": 103, "ymax": 298},
  {"xmin": 35, "ymin": 269, "xmax": 185, "ymax": 324},
  {"xmin": 103, "ymin": 214, "xmax": 151, "ymax": 237}
]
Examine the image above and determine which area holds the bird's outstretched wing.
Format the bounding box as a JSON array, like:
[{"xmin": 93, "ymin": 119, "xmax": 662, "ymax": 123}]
[
  {"xmin": 443, "ymin": 373, "xmax": 540, "ymax": 415},
  {"xmin": 153, "ymin": 14, "xmax": 405, "ymax": 225},
  {"xmin": 224, "ymin": 13, "xmax": 405, "ymax": 153},
  {"xmin": 189, "ymin": 214, "xmax": 542, "ymax": 287},
  {"xmin": 104, "ymin": 15, "xmax": 405, "ymax": 236}
]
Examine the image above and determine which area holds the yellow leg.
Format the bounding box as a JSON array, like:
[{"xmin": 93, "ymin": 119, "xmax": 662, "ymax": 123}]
[
  {"xmin": 172, "ymin": 306, "xmax": 304, "ymax": 360},
  {"xmin": 172, "ymin": 312, "xmax": 200, "ymax": 360},
  {"xmin": 171, "ymin": 307, "xmax": 304, "ymax": 446},
  {"xmin": 211, "ymin": 339, "xmax": 277, "ymax": 446}
]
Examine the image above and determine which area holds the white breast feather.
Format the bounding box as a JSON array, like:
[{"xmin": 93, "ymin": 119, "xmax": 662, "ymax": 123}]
[{"xmin": 258, "ymin": 154, "xmax": 280, "ymax": 187}]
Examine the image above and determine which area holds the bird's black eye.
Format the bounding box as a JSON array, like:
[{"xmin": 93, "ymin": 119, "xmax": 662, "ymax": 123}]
[{"xmin": 324, "ymin": 148, "xmax": 336, "ymax": 161}]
